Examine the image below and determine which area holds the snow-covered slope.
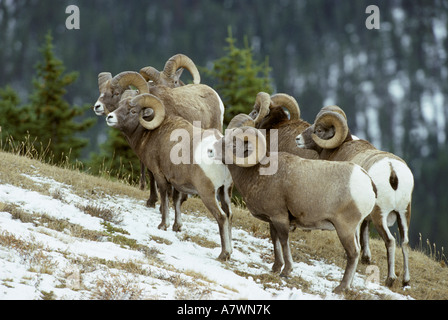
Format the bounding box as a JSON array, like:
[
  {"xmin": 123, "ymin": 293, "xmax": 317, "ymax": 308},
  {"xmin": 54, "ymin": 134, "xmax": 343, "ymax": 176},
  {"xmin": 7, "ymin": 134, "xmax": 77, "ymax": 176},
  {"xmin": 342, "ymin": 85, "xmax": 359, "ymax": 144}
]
[{"xmin": 0, "ymin": 170, "xmax": 412, "ymax": 300}]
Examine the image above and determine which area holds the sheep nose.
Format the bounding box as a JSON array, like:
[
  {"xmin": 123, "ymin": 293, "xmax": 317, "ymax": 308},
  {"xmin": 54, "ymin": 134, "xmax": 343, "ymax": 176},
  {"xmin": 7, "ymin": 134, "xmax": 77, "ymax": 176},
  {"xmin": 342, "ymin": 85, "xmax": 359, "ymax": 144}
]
[
  {"xmin": 296, "ymin": 134, "xmax": 303, "ymax": 146},
  {"xmin": 94, "ymin": 101, "xmax": 105, "ymax": 115}
]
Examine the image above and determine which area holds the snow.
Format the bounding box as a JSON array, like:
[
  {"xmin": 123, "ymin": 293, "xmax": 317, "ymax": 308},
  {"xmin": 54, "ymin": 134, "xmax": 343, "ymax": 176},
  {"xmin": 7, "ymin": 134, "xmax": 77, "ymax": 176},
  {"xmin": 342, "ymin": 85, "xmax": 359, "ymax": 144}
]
[{"xmin": 0, "ymin": 172, "xmax": 413, "ymax": 300}]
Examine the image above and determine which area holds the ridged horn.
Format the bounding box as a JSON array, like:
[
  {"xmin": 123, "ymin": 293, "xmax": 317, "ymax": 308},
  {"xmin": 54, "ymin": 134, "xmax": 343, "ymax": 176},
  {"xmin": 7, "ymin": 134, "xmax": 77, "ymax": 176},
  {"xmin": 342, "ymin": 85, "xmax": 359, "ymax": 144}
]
[
  {"xmin": 130, "ymin": 94, "xmax": 166, "ymax": 130},
  {"xmin": 162, "ymin": 54, "xmax": 201, "ymax": 84},
  {"xmin": 231, "ymin": 127, "xmax": 267, "ymax": 167},
  {"xmin": 98, "ymin": 72, "xmax": 112, "ymax": 93},
  {"xmin": 311, "ymin": 107, "xmax": 348, "ymax": 149},
  {"xmin": 110, "ymin": 71, "xmax": 149, "ymax": 94},
  {"xmin": 139, "ymin": 66, "xmax": 161, "ymax": 84},
  {"xmin": 252, "ymin": 92, "xmax": 271, "ymax": 125},
  {"xmin": 270, "ymin": 93, "xmax": 300, "ymax": 120},
  {"xmin": 227, "ymin": 114, "xmax": 255, "ymax": 129},
  {"xmin": 316, "ymin": 105, "xmax": 347, "ymax": 121}
]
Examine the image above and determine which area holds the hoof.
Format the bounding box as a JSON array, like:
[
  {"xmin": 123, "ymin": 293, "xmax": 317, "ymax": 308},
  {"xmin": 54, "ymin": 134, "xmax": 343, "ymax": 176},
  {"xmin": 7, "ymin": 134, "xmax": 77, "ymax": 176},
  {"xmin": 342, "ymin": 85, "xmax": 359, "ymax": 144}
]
[
  {"xmin": 361, "ymin": 256, "xmax": 371, "ymax": 265},
  {"xmin": 158, "ymin": 223, "xmax": 168, "ymax": 231},
  {"xmin": 172, "ymin": 223, "xmax": 182, "ymax": 232},
  {"xmin": 218, "ymin": 252, "xmax": 231, "ymax": 261},
  {"xmin": 333, "ymin": 285, "xmax": 346, "ymax": 294},
  {"xmin": 385, "ymin": 276, "xmax": 397, "ymax": 287},
  {"xmin": 146, "ymin": 198, "xmax": 157, "ymax": 208},
  {"xmin": 271, "ymin": 263, "xmax": 283, "ymax": 274},
  {"xmin": 280, "ymin": 269, "xmax": 292, "ymax": 278}
]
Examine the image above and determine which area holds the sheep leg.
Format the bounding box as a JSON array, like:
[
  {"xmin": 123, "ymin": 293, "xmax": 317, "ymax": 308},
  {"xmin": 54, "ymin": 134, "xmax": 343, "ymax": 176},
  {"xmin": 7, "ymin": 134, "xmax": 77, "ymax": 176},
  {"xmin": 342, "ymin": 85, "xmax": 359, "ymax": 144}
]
[
  {"xmin": 397, "ymin": 203, "xmax": 411, "ymax": 286},
  {"xmin": 199, "ymin": 189, "xmax": 232, "ymax": 261},
  {"xmin": 218, "ymin": 185, "xmax": 233, "ymax": 246},
  {"xmin": 360, "ymin": 218, "xmax": 372, "ymax": 264},
  {"xmin": 139, "ymin": 162, "xmax": 146, "ymax": 190},
  {"xmin": 146, "ymin": 170, "xmax": 159, "ymax": 208},
  {"xmin": 157, "ymin": 187, "xmax": 170, "ymax": 231},
  {"xmin": 269, "ymin": 222, "xmax": 284, "ymax": 273},
  {"xmin": 172, "ymin": 189, "xmax": 183, "ymax": 232},
  {"xmin": 333, "ymin": 220, "xmax": 361, "ymax": 293},
  {"xmin": 371, "ymin": 206, "xmax": 397, "ymax": 287},
  {"xmin": 270, "ymin": 217, "xmax": 293, "ymax": 277}
]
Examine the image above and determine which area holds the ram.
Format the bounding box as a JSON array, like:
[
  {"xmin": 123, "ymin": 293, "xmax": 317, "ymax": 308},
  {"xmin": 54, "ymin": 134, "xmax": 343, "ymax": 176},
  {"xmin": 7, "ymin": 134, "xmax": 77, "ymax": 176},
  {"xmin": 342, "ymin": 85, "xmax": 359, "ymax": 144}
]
[
  {"xmin": 208, "ymin": 113, "xmax": 377, "ymax": 293},
  {"xmin": 296, "ymin": 105, "xmax": 414, "ymax": 287},
  {"xmin": 94, "ymin": 54, "xmax": 201, "ymax": 116},
  {"xmin": 92, "ymin": 54, "xmax": 223, "ymax": 207},
  {"xmin": 106, "ymin": 93, "xmax": 233, "ymax": 261},
  {"xmin": 248, "ymin": 92, "xmax": 318, "ymax": 159},
  {"xmin": 139, "ymin": 53, "xmax": 200, "ymax": 87}
]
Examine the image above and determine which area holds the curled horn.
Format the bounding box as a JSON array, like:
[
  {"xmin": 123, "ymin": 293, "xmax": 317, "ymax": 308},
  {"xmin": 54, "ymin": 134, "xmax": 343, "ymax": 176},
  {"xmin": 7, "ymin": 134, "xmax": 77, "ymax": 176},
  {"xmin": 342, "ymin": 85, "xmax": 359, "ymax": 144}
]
[
  {"xmin": 130, "ymin": 94, "xmax": 166, "ymax": 130},
  {"xmin": 227, "ymin": 113, "xmax": 266, "ymax": 167},
  {"xmin": 227, "ymin": 114, "xmax": 255, "ymax": 129},
  {"xmin": 316, "ymin": 105, "xmax": 347, "ymax": 121},
  {"xmin": 110, "ymin": 71, "xmax": 149, "ymax": 94},
  {"xmin": 98, "ymin": 72, "xmax": 112, "ymax": 93},
  {"xmin": 252, "ymin": 92, "xmax": 271, "ymax": 125},
  {"xmin": 270, "ymin": 93, "xmax": 300, "ymax": 121},
  {"xmin": 139, "ymin": 66, "xmax": 161, "ymax": 84},
  {"xmin": 311, "ymin": 106, "xmax": 348, "ymax": 149},
  {"xmin": 162, "ymin": 54, "xmax": 201, "ymax": 84}
]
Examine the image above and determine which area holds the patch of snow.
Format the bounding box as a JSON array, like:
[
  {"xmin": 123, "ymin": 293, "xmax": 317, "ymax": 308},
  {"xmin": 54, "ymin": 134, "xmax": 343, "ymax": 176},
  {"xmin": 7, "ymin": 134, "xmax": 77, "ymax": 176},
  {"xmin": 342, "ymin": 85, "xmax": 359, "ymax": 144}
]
[{"xmin": 0, "ymin": 174, "xmax": 413, "ymax": 300}]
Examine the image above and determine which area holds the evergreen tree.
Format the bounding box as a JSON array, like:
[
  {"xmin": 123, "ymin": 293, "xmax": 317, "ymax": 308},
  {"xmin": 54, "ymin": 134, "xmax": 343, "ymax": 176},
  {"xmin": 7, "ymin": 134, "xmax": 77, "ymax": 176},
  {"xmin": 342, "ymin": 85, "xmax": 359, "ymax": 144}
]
[
  {"xmin": 88, "ymin": 128, "xmax": 141, "ymax": 185},
  {"xmin": 26, "ymin": 31, "xmax": 94, "ymax": 162},
  {"xmin": 203, "ymin": 27, "xmax": 273, "ymax": 126},
  {"xmin": 0, "ymin": 85, "xmax": 29, "ymax": 145}
]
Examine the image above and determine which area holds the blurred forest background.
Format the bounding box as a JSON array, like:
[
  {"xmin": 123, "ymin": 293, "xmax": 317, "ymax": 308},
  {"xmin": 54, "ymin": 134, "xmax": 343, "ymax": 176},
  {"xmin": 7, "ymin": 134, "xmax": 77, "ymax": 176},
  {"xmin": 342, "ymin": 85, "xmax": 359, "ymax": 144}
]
[{"xmin": 0, "ymin": 0, "xmax": 447, "ymax": 255}]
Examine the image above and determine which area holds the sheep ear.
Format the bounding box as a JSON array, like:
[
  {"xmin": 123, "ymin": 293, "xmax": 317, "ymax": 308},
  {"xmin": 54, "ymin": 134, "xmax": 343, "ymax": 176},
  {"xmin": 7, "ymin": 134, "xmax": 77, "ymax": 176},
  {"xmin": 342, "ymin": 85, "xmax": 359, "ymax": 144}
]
[
  {"xmin": 174, "ymin": 67, "xmax": 184, "ymax": 79},
  {"xmin": 141, "ymin": 108, "xmax": 155, "ymax": 121}
]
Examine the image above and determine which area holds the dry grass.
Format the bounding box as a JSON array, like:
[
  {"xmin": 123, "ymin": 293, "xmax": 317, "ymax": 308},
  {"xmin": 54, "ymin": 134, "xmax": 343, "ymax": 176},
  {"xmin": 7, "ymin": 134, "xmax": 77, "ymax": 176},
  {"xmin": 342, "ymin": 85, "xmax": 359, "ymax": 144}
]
[{"xmin": 1, "ymin": 150, "xmax": 448, "ymax": 299}]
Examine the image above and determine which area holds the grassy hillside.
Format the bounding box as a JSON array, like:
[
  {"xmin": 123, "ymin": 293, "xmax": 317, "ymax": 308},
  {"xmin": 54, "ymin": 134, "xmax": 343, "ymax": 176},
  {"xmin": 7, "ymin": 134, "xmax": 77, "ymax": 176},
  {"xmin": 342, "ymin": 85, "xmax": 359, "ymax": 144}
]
[{"xmin": 0, "ymin": 150, "xmax": 447, "ymax": 300}]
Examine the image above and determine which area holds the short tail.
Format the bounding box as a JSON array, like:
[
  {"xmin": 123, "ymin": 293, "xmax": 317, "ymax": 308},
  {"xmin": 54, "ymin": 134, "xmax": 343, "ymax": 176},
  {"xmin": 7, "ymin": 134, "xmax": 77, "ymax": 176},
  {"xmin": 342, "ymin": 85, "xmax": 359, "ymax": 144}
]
[{"xmin": 389, "ymin": 163, "xmax": 399, "ymax": 191}]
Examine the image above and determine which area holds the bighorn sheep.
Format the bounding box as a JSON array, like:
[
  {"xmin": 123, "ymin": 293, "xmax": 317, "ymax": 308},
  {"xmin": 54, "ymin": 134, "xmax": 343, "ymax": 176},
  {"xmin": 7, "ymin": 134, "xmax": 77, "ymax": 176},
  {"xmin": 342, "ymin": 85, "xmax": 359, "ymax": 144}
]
[
  {"xmin": 94, "ymin": 54, "xmax": 201, "ymax": 116},
  {"xmin": 106, "ymin": 93, "xmax": 233, "ymax": 261},
  {"xmin": 139, "ymin": 53, "xmax": 201, "ymax": 87},
  {"xmin": 93, "ymin": 54, "xmax": 223, "ymax": 207},
  {"xmin": 248, "ymin": 92, "xmax": 318, "ymax": 159},
  {"xmin": 296, "ymin": 105, "xmax": 414, "ymax": 287},
  {"xmin": 208, "ymin": 111, "xmax": 377, "ymax": 293}
]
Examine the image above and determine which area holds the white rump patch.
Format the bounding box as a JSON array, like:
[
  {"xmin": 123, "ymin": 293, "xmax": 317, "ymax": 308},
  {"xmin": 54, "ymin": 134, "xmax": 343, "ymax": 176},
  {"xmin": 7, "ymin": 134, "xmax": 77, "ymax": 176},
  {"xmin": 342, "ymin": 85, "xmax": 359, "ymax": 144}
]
[
  {"xmin": 368, "ymin": 158, "xmax": 414, "ymax": 213},
  {"xmin": 349, "ymin": 165, "xmax": 376, "ymax": 219},
  {"xmin": 193, "ymin": 134, "xmax": 232, "ymax": 190}
]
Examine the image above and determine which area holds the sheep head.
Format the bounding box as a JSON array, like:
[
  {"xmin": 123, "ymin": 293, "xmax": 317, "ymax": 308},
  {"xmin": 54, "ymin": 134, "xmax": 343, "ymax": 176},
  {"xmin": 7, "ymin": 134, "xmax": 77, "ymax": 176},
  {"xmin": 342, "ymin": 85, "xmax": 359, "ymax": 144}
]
[
  {"xmin": 212, "ymin": 113, "xmax": 266, "ymax": 167},
  {"xmin": 139, "ymin": 53, "xmax": 201, "ymax": 88},
  {"xmin": 106, "ymin": 93, "xmax": 165, "ymax": 134},
  {"xmin": 296, "ymin": 105, "xmax": 349, "ymax": 151},
  {"xmin": 94, "ymin": 71, "xmax": 149, "ymax": 115},
  {"xmin": 250, "ymin": 92, "xmax": 301, "ymax": 129},
  {"xmin": 248, "ymin": 92, "xmax": 271, "ymax": 125}
]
